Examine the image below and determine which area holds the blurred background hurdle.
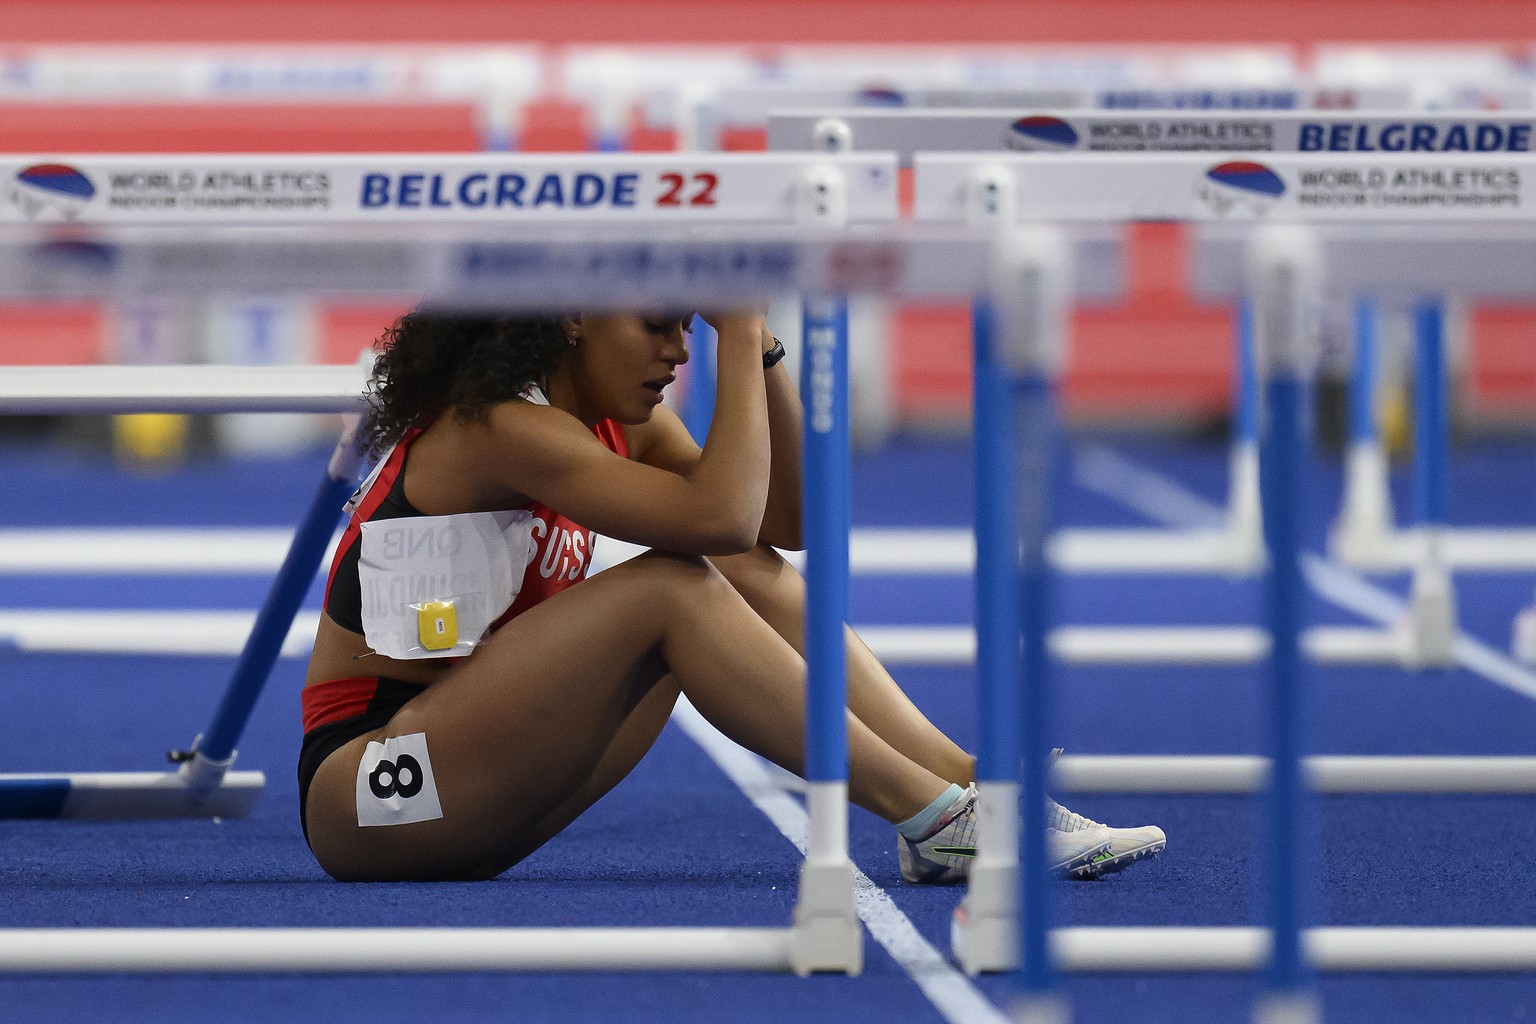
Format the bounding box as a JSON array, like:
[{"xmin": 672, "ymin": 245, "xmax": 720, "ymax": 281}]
[
  {"xmin": 772, "ymin": 107, "xmax": 1536, "ymax": 596},
  {"xmin": 0, "ymin": 44, "xmax": 541, "ymax": 466},
  {"xmin": 913, "ymin": 149, "xmax": 1536, "ymax": 1021},
  {"xmin": 913, "ymin": 149, "xmax": 1536, "ymax": 670},
  {"xmin": 0, "ymin": 362, "xmax": 368, "ymax": 818}
]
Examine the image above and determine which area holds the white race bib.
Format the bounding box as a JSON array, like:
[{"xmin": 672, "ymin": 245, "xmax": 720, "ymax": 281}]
[{"xmin": 358, "ymin": 509, "xmax": 536, "ymax": 659}]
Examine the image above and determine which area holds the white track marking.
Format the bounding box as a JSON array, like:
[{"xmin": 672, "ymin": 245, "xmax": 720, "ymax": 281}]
[
  {"xmin": 671, "ymin": 698, "xmax": 1011, "ymax": 1024},
  {"xmin": 0, "ymin": 528, "xmax": 336, "ymax": 575},
  {"xmin": 0, "ymin": 528, "xmax": 978, "ymax": 576},
  {"xmin": 1073, "ymin": 443, "xmax": 1536, "ymax": 703},
  {"xmin": 1073, "ymin": 446, "xmax": 1226, "ymax": 529},
  {"xmin": 0, "ymin": 609, "xmax": 319, "ymax": 656}
]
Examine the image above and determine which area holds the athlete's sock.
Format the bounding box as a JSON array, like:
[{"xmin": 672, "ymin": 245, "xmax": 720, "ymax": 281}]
[{"xmin": 896, "ymin": 783, "xmax": 966, "ymax": 841}]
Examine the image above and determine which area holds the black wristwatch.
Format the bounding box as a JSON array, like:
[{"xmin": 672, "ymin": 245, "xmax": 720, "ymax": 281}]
[{"xmin": 762, "ymin": 338, "xmax": 786, "ymax": 369}]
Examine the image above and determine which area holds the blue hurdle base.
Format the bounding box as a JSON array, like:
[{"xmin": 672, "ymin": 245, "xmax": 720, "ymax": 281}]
[{"xmin": 0, "ymin": 770, "xmax": 264, "ymax": 820}]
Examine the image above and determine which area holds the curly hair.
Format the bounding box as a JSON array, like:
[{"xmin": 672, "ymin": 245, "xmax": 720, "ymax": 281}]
[{"xmin": 360, "ymin": 309, "xmax": 569, "ymax": 454}]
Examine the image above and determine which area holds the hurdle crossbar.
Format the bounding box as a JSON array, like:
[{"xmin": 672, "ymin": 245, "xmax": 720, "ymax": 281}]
[
  {"xmin": 0, "ymin": 365, "xmax": 369, "ymax": 415},
  {"xmin": 1, "ymin": 925, "xmax": 1533, "ymax": 974},
  {"xmin": 0, "ymin": 772, "xmax": 263, "ymax": 820},
  {"xmin": 1052, "ymin": 754, "xmax": 1536, "ymax": 794}
]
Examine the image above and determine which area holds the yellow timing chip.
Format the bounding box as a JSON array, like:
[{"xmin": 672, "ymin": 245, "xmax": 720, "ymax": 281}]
[{"xmin": 417, "ymin": 601, "xmax": 458, "ymax": 651}]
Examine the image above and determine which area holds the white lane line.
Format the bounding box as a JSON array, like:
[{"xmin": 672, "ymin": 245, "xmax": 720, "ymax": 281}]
[
  {"xmin": 0, "ymin": 529, "xmax": 974, "ymax": 576},
  {"xmin": 0, "ymin": 529, "xmax": 339, "ymax": 575},
  {"xmin": 0, "ymin": 609, "xmax": 320, "ymax": 657},
  {"xmin": 0, "ymin": 611, "xmax": 966, "ymax": 667},
  {"xmin": 670, "ymin": 698, "xmax": 1010, "ymax": 1024},
  {"xmin": 1074, "ymin": 443, "xmax": 1536, "ymax": 703}
]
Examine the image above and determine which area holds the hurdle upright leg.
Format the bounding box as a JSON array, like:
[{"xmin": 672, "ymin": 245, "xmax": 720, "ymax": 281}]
[
  {"xmin": 1402, "ymin": 298, "xmax": 1458, "ymax": 667},
  {"xmin": 1009, "ymin": 228, "xmax": 1073, "ymax": 1024},
  {"xmin": 791, "ymin": 293, "xmax": 862, "ymax": 976},
  {"xmin": 951, "ymin": 297, "xmax": 1023, "ymax": 976},
  {"xmin": 1251, "ymin": 225, "xmax": 1322, "ymax": 1024},
  {"xmin": 1013, "ymin": 356, "xmax": 1066, "ymax": 1024},
  {"xmin": 1224, "ymin": 297, "xmax": 1265, "ymax": 572},
  {"xmin": 1330, "ymin": 297, "xmax": 1399, "ymax": 566}
]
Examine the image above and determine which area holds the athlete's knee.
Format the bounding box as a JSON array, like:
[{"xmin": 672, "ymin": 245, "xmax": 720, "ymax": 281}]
[
  {"xmin": 711, "ymin": 543, "xmax": 803, "ymax": 609},
  {"xmin": 614, "ymin": 549, "xmax": 725, "ymax": 591},
  {"xmin": 711, "ymin": 542, "xmax": 792, "ymax": 579}
]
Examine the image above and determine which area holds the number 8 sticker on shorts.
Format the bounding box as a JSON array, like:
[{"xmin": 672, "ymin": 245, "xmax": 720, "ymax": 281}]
[{"xmin": 355, "ymin": 732, "xmax": 445, "ymax": 827}]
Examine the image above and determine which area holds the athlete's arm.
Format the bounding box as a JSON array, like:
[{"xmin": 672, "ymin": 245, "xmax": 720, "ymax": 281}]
[
  {"xmin": 473, "ymin": 314, "xmax": 772, "ymax": 555},
  {"xmin": 628, "ymin": 322, "xmax": 804, "ymax": 550}
]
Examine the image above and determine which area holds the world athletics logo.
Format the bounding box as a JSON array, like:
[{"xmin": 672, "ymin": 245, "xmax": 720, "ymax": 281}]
[
  {"xmin": 1004, "ymin": 115, "xmax": 1081, "ymax": 152},
  {"xmin": 1196, "ymin": 160, "xmax": 1286, "ymax": 216},
  {"xmin": 3, "ymin": 163, "xmax": 97, "ymax": 220}
]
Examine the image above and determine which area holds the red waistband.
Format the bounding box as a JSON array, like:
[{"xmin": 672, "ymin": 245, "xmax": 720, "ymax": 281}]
[{"xmin": 301, "ymin": 676, "xmax": 382, "ymax": 734}]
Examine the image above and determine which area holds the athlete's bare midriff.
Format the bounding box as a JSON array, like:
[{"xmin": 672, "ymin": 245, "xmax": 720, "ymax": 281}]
[{"xmin": 304, "ymin": 612, "xmax": 452, "ymax": 689}]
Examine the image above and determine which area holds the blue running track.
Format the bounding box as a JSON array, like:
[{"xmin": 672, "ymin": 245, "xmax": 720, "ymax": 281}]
[{"xmin": 3, "ymin": 433, "xmax": 1536, "ymax": 1023}]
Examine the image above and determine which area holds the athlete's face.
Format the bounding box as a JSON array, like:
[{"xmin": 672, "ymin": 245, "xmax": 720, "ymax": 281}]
[{"xmin": 561, "ymin": 312, "xmax": 692, "ymax": 425}]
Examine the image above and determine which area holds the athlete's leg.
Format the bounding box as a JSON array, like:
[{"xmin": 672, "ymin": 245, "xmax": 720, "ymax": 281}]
[
  {"xmin": 304, "ymin": 551, "xmax": 952, "ymax": 881},
  {"xmin": 710, "ymin": 544, "xmax": 976, "ymax": 786},
  {"xmin": 494, "ymin": 666, "xmax": 682, "ymax": 868}
]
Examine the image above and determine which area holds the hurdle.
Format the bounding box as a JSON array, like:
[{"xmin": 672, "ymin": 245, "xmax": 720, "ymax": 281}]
[
  {"xmin": 0, "ymin": 148, "xmax": 1017, "ymax": 976},
  {"xmin": 919, "ymin": 155, "xmax": 1329, "ymax": 1015},
  {"xmin": 1310, "ymin": 42, "xmax": 1536, "ymax": 112},
  {"xmin": 913, "ymin": 147, "xmax": 1536, "ymax": 670},
  {"xmin": 0, "ymin": 362, "xmax": 369, "ymax": 819},
  {"xmin": 0, "ymin": 44, "xmax": 541, "ymax": 149},
  {"xmin": 772, "ymin": 107, "xmax": 1536, "ymax": 589},
  {"xmin": 1192, "ymin": 222, "xmax": 1536, "ymax": 667},
  {"xmin": 913, "ymin": 153, "xmax": 1536, "ymax": 1017},
  {"xmin": 700, "ymin": 44, "xmax": 1411, "ymax": 143},
  {"xmin": 564, "ymin": 42, "xmax": 1315, "ymax": 152}
]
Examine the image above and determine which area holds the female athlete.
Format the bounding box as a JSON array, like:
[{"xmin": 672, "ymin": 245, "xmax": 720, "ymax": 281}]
[{"xmin": 298, "ymin": 308, "xmax": 1163, "ymax": 884}]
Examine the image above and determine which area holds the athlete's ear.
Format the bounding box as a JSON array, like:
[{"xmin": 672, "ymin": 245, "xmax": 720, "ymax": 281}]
[{"xmin": 559, "ymin": 314, "xmax": 583, "ymax": 344}]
